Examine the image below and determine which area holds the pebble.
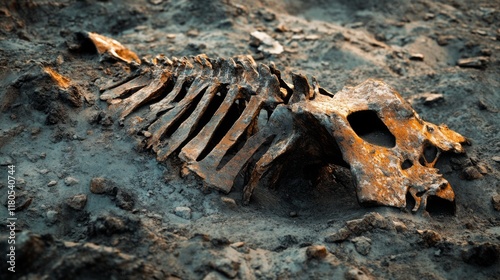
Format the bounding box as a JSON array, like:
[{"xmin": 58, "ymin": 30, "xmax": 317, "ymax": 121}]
[
  {"xmin": 230, "ymin": 241, "xmax": 245, "ymax": 248},
  {"xmin": 64, "ymin": 176, "xmax": 79, "ymax": 186},
  {"xmin": 462, "ymin": 166, "xmax": 483, "ymax": 180},
  {"xmin": 289, "ymin": 211, "xmax": 298, "ymax": 217},
  {"xmin": 259, "ymin": 10, "xmax": 276, "ymax": 22},
  {"xmin": 492, "ymin": 194, "xmax": 500, "ymax": 211},
  {"xmin": 47, "ymin": 180, "xmax": 57, "ymax": 187},
  {"xmin": 345, "ymin": 267, "xmax": 373, "ymax": 280},
  {"xmin": 409, "ymin": 53, "xmax": 424, "ymax": 61},
  {"xmin": 325, "ymin": 227, "xmax": 351, "ymax": 243},
  {"xmin": 180, "ymin": 166, "xmax": 190, "ymax": 178},
  {"xmin": 392, "ymin": 220, "xmax": 407, "ymax": 232},
  {"xmin": 417, "ymin": 229, "xmax": 441, "ymax": 247},
  {"xmin": 424, "ymin": 13, "xmax": 435, "ymax": 20},
  {"xmin": 250, "ymin": 31, "xmax": 284, "ymax": 55},
  {"xmin": 462, "ymin": 243, "xmax": 500, "ymax": 267},
  {"xmin": 186, "ymin": 29, "xmax": 199, "ymax": 37},
  {"xmin": 90, "ymin": 177, "xmax": 114, "ymax": 194},
  {"xmin": 46, "ymin": 210, "xmax": 58, "ymax": 223},
  {"xmin": 437, "ymin": 35, "xmax": 451, "ymax": 46},
  {"xmin": 422, "ymin": 93, "xmax": 444, "ymax": 105},
  {"xmin": 492, "ymin": 156, "xmax": 500, "ymax": 163},
  {"xmin": 305, "ymin": 34, "xmax": 320, "ymax": 41},
  {"xmin": 457, "ymin": 56, "xmax": 489, "ymax": 69},
  {"xmin": 476, "ymin": 162, "xmax": 489, "ymax": 174},
  {"xmin": 221, "ymin": 197, "xmax": 237, "ymax": 209},
  {"xmin": 148, "ymin": 0, "xmax": 163, "ymax": 5},
  {"xmin": 212, "ymin": 257, "xmax": 240, "ymax": 278},
  {"xmin": 115, "ymin": 189, "xmax": 135, "ymax": 211},
  {"xmin": 352, "ymin": 236, "xmax": 372, "ymax": 256},
  {"xmin": 306, "ymin": 245, "xmax": 328, "ymax": 259},
  {"xmin": 174, "ymin": 206, "xmax": 192, "ymax": 219},
  {"xmin": 66, "ymin": 194, "xmax": 87, "ymax": 210}
]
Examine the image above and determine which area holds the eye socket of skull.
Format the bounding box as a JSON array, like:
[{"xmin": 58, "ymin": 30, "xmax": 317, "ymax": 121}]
[{"xmin": 346, "ymin": 110, "xmax": 396, "ymax": 148}]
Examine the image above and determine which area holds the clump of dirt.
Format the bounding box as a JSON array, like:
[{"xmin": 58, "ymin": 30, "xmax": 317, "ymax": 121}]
[{"xmin": 0, "ymin": 0, "xmax": 499, "ymax": 279}]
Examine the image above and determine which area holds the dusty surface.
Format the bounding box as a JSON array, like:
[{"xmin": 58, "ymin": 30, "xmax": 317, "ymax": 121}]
[{"xmin": 0, "ymin": 0, "xmax": 499, "ymax": 279}]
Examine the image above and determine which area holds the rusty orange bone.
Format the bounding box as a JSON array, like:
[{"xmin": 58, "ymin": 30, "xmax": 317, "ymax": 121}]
[{"xmin": 100, "ymin": 52, "xmax": 467, "ymax": 212}]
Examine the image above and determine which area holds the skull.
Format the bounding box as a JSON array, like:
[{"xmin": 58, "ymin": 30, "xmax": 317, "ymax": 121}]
[{"xmin": 306, "ymin": 79, "xmax": 467, "ymax": 211}]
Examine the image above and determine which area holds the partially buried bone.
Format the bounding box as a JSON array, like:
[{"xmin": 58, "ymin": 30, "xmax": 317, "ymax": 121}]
[{"xmin": 100, "ymin": 51, "xmax": 467, "ymax": 212}]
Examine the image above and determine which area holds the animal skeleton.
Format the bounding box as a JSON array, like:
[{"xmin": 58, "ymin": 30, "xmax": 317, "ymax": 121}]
[{"xmin": 101, "ymin": 53, "xmax": 467, "ymax": 211}]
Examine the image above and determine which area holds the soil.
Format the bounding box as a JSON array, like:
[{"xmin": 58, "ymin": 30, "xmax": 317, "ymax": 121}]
[{"xmin": 0, "ymin": 0, "xmax": 499, "ymax": 279}]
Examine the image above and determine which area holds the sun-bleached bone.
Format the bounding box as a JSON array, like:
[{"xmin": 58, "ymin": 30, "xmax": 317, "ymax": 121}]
[{"xmin": 101, "ymin": 53, "xmax": 467, "ymax": 212}]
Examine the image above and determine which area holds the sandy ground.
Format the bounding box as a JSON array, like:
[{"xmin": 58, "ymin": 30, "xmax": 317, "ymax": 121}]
[{"xmin": 0, "ymin": 0, "xmax": 499, "ymax": 279}]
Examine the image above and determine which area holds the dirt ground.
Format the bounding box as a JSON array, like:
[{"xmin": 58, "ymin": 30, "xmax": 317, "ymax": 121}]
[{"xmin": 0, "ymin": 0, "xmax": 499, "ymax": 279}]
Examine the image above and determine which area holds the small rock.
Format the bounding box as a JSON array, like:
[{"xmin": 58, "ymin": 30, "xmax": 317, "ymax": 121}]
[
  {"xmin": 221, "ymin": 196, "xmax": 237, "ymax": 209},
  {"xmin": 346, "ymin": 218, "xmax": 368, "ymax": 234},
  {"xmin": 409, "ymin": 53, "xmax": 424, "ymax": 61},
  {"xmin": 203, "ymin": 271, "xmax": 226, "ymax": 280},
  {"xmin": 422, "ymin": 93, "xmax": 444, "ymax": 105},
  {"xmin": 148, "ymin": 0, "xmax": 163, "ymax": 5},
  {"xmin": 66, "ymin": 194, "xmax": 87, "ymax": 210},
  {"xmin": 424, "ymin": 13, "xmax": 435, "ymax": 20},
  {"xmin": 492, "ymin": 194, "xmax": 500, "ymax": 211},
  {"xmin": 325, "ymin": 227, "xmax": 351, "ymax": 243},
  {"xmin": 462, "ymin": 243, "xmax": 500, "ymax": 267},
  {"xmin": 230, "ymin": 241, "xmax": 245, "ymax": 248},
  {"xmin": 47, "ymin": 180, "xmax": 57, "ymax": 187},
  {"xmin": 142, "ymin": 131, "xmax": 152, "ymax": 138},
  {"xmin": 166, "ymin": 33, "xmax": 176, "ymax": 39},
  {"xmin": 174, "ymin": 206, "xmax": 192, "ymax": 219},
  {"xmin": 180, "ymin": 166, "xmax": 190, "ymax": 178},
  {"xmin": 363, "ymin": 212, "xmax": 388, "ymax": 229},
  {"xmin": 250, "ymin": 31, "xmax": 284, "ymax": 55},
  {"xmin": 457, "ymin": 56, "xmax": 489, "ymax": 69},
  {"xmin": 289, "ymin": 211, "xmax": 298, "ymax": 217},
  {"xmin": 115, "ymin": 189, "xmax": 135, "ymax": 211},
  {"xmin": 64, "ymin": 176, "xmax": 79, "ymax": 186},
  {"xmin": 259, "ymin": 10, "xmax": 276, "ymax": 22},
  {"xmin": 46, "ymin": 210, "xmax": 58, "ymax": 223},
  {"xmin": 215, "ymin": 259, "xmax": 240, "ymax": 278},
  {"xmin": 186, "ymin": 29, "xmax": 199, "ymax": 37},
  {"xmin": 345, "ymin": 267, "xmax": 373, "ymax": 280},
  {"xmin": 90, "ymin": 215, "xmax": 128, "ymax": 236},
  {"xmin": 492, "ymin": 156, "xmax": 500, "ymax": 163},
  {"xmin": 347, "ymin": 22, "xmax": 364, "ymax": 28},
  {"xmin": 305, "ymin": 34, "xmax": 320, "ymax": 41},
  {"xmin": 462, "ymin": 166, "xmax": 483, "ymax": 180},
  {"xmin": 352, "ymin": 236, "xmax": 372, "ymax": 256},
  {"xmin": 476, "ymin": 162, "xmax": 489, "ymax": 174},
  {"xmin": 436, "ymin": 35, "xmax": 454, "ymax": 46},
  {"xmin": 90, "ymin": 177, "xmax": 115, "ymax": 194},
  {"xmin": 275, "ymin": 23, "xmax": 288, "ymax": 32},
  {"xmin": 472, "ymin": 29, "xmax": 487, "ymax": 36},
  {"xmin": 392, "ymin": 220, "xmax": 407, "ymax": 233},
  {"xmin": 417, "ymin": 229, "xmax": 441, "ymax": 247},
  {"xmin": 306, "ymin": 245, "xmax": 328, "ymax": 259}
]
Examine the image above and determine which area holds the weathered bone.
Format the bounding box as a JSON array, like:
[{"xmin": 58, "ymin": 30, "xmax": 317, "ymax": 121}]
[{"xmin": 101, "ymin": 53, "xmax": 467, "ymax": 212}]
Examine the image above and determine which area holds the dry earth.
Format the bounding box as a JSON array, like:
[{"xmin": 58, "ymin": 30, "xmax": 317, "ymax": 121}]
[{"xmin": 0, "ymin": 0, "xmax": 499, "ymax": 279}]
